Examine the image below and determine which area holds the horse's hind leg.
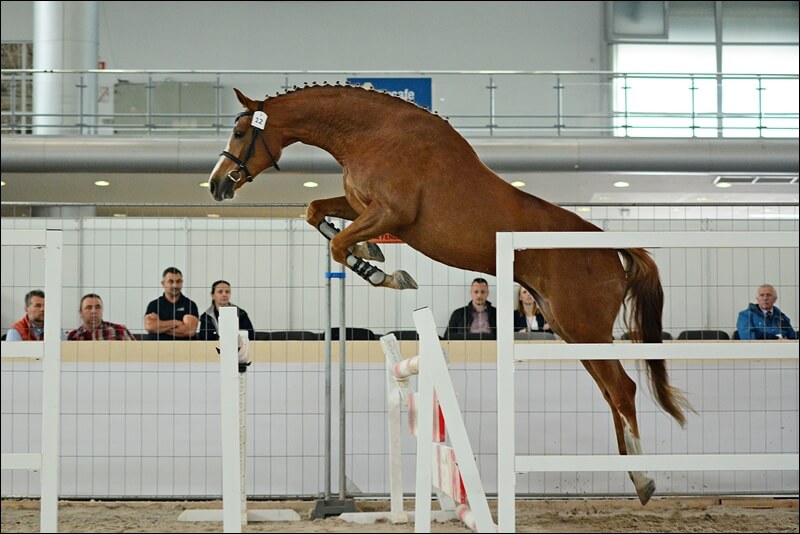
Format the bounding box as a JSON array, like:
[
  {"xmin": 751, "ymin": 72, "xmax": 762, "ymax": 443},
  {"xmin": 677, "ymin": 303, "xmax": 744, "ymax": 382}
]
[
  {"xmin": 583, "ymin": 360, "xmax": 655, "ymax": 505},
  {"xmin": 306, "ymin": 196, "xmax": 385, "ymax": 262}
]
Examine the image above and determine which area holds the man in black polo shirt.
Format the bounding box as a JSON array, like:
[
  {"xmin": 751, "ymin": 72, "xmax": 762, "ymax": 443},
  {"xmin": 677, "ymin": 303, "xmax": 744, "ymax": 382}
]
[{"xmin": 144, "ymin": 267, "xmax": 199, "ymax": 340}]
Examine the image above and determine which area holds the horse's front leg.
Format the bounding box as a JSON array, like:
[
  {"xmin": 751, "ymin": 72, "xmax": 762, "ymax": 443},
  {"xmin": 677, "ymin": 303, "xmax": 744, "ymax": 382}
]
[
  {"xmin": 325, "ymin": 200, "xmax": 417, "ymax": 290},
  {"xmin": 306, "ymin": 196, "xmax": 385, "ymax": 262}
]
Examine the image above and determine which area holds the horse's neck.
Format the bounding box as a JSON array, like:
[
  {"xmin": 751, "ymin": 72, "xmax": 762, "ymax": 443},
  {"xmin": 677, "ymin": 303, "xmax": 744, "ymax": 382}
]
[{"xmin": 274, "ymin": 91, "xmax": 386, "ymax": 156}]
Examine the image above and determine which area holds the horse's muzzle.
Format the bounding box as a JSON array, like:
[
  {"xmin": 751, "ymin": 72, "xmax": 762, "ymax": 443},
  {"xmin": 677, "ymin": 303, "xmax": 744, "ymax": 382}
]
[{"xmin": 208, "ymin": 177, "xmax": 234, "ymax": 201}]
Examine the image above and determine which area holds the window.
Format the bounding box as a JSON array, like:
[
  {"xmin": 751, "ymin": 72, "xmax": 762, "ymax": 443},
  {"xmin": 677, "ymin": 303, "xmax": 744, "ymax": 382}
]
[
  {"xmin": 608, "ymin": 1, "xmax": 798, "ymax": 137},
  {"xmin": 1, "ymin": 42, "xmax": 33, "ymax": 134}
]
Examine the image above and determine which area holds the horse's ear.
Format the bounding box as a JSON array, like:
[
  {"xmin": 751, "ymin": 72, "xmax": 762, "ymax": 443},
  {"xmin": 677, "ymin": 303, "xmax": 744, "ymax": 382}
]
[{"xmin": 233, "ymin": 88, "xmax": 252, "ymax": 109}]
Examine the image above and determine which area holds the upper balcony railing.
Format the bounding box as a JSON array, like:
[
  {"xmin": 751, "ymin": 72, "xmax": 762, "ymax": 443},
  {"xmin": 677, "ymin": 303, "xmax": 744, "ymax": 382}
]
[{"xmin": 1, "ymin": 69, "xmax": 798, "ymax": 138}]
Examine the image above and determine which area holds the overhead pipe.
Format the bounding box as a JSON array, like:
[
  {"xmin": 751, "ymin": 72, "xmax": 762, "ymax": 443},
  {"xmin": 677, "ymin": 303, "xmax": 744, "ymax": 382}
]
[{"xmin": 1, "ymin": 136, "xmax": 797, "ymax": 174}]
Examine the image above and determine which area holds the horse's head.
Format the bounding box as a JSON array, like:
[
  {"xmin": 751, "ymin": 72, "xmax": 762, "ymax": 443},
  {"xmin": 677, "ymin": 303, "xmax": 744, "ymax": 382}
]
[{"xmin": 208, "ymin": 88, "xmax": 283, "ymax": 201}]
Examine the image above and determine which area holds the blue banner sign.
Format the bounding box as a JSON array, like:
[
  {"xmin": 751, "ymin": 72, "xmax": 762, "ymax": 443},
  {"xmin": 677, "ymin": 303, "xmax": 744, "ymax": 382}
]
[{"xmin": 346, "ymin": 77, "xmax": 432, "ymax": 110}]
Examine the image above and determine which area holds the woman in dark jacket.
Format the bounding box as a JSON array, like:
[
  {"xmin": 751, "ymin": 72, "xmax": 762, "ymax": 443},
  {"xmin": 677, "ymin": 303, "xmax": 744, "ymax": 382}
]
[{"xmin": 198, "ymin": 280, "xmax": 255, "ymax": 340}]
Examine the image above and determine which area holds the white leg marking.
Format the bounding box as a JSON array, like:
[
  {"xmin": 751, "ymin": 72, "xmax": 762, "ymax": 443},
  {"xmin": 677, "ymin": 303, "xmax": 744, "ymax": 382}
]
[{"xmin": 621, "ymin": 414, "xmax": 653, "ymax": 494}]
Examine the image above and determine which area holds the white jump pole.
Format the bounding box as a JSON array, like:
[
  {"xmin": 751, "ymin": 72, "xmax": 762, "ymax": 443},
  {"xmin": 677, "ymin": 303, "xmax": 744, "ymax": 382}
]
[
  {"xmin": 413, "ymin": 307, "xmax": 495, "ymax": 534},
  {"xmin": 341, "ymin": 310, "xmax": 496, "ymax": 533},
  {"xmin": 178, "ymin": 306, "xmax": 300, "ymax": 531}
]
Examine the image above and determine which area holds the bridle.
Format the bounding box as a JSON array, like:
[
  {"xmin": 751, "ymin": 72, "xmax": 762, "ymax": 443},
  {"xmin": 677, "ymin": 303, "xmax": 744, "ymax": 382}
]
[{"xmin": 219, "ymin": 100, "xmax": 281, "ymax": 185}]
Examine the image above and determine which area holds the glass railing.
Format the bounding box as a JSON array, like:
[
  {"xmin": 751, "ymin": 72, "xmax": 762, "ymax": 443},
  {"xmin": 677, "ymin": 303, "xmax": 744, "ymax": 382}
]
[{"xmin": 1, "ymin": 69, "xmax": 798, "ymax": 138}]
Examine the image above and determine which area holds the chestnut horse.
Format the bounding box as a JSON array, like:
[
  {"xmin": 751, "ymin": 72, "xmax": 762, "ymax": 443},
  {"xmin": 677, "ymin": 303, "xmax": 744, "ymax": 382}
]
[{"xmin": 208, "ymin": 85, "xmax": 690, "ymax": 505}]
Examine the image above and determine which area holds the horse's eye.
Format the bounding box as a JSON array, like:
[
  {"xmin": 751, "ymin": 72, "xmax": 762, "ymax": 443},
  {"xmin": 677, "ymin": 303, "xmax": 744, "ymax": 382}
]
[{"xmin": 234, "ymin": 131, "xmax": 245, "ymax": 139}]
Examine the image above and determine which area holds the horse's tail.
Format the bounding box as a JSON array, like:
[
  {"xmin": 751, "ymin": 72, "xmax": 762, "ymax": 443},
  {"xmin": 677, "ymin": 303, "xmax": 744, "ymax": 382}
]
[{"xmin": 620, "ymin": 247, "xmax": 691, "ymax": 428}]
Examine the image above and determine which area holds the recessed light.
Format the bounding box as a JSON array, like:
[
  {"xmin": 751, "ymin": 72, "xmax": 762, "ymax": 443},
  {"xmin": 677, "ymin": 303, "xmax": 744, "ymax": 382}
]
[
  {"xmin": 303, "ymin": 181, "xmax": 319, "ymax": 188},
  {"xmin": 94, "ymin": 180, "xmax": 110, "ymax": 187},
  {"xmin": 207, "ymin": 213, "xmax": 220, "ymax": 218},
  {"xmin": 613, "ymin": 181, "xmax": 629, "ymax": 188},
  {"xmin": 577, "ymin": 207, "xmax": 590, "ymax": 213},
  {"xmin": 714, "ymin": 182, "xmax": 732, "ymax": 188},
  {"xmin": 0, "ymin": 181, "xmax": 5, "ymax": 186},
  {"xmin": 113, "ymin": 213, "xmax": 127, "ymax": 217},
  {"xmin": 510, "ymin": 181, "xmax": 526, "ymax": 188},
  {"xmin": 199, "ymin": 181, "xmax": 210, "ymax": 188}
]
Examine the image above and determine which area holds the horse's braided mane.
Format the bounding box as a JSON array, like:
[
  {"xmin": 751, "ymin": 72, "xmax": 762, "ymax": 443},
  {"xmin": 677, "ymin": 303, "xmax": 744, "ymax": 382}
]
[{"xmin": 266, "ymin": 82, "xmax": 449, "ymax": 123}]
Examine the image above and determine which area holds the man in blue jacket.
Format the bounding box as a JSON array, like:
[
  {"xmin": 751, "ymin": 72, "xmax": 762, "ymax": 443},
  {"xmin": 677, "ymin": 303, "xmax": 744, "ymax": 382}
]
[{"xmin": 737, "ymin": 284, "xmax": 796, "ymax": 340}]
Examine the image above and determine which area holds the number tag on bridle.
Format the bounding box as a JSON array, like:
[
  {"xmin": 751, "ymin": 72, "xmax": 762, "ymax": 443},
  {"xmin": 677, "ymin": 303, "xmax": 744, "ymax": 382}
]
[{"xmin": 252, "ymin": 111, "xmax": 268, "ymax": 130}]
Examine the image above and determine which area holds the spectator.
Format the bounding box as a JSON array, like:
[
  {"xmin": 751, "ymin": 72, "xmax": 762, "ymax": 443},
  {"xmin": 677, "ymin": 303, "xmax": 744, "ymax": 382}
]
[
  {"xmin": 6, "ymin": 289, "xmax": 46, "ymax": 341},
  {"xmin": 144, "ymin": 267, "xmax": 199, "ymax": 340},
  {"xmin": 445, "ymin": 277, "xmax": 497, "ymax": 340},
  {"xmin": 198, "ymin": 280, "xmax": 255, "ymax": 341},
  {"xmin": 737, "ymin": 284, "xmax": 796, "ymax": 340},
  {"xmin": 513, "ymin": 286, "xmax": 551, "ymax": 333},
  {"xmin": 67, "ymin": 293, "xmax": 135, "ymax": 340}
]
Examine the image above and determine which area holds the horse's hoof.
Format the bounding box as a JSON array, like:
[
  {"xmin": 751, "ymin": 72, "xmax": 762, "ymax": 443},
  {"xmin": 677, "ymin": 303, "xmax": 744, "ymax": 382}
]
[
  {"xmin": 364, "ymin": 242, "xmax": 385, "ymax": 262},
  {"xmin": 351, "ymin": 242, "xmax": 385, "ymax": 262},
  {"xmin": 637, "ymin": 478, "xmax": 656, "ymax": 506},
  {"xmin": 389, "ymin": 270, "xmax": 418, "ymax": 290}
]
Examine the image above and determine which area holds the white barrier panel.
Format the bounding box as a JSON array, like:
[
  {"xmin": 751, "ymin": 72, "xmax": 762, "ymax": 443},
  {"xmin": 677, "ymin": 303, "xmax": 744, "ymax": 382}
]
[
  {"xmin": 496, "ymin": 230, "xmax": 800, "ymax": 533},
  {"xmin": 0, "ymin": 229, "xmax": 62, "ymax": 533}
]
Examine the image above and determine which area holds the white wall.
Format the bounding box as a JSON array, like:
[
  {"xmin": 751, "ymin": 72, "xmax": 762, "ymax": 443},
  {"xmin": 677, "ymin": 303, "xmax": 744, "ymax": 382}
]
[
  {"xmin": 1, "ymin": 1, "xmax": 608, "ymax": 129},
  {"xmin": 2, "ymin": 357, "xmax": 797, "ymax": 498},
  {"xmin": 2, "ymin": 212, "xmax": 798, "ymax": 339},
  {"xmin": 90, "ymin": 2, "xmax": 605, "ymax": 72}
]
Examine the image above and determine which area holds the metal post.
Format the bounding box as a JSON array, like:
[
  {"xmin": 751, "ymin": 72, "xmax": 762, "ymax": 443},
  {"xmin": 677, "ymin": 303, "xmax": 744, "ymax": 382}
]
[
  {"xmin": 215, "ymin": 75, "xmax": 222, "ymax": 135},
  {"xmin": 324, "ymin": 244, "xmax": 333, "ymax": 498},
  {"xmin": 487, "ymin": 76, "xmax": 497, "ymax": 136},
  {"xmin": 554, "ymin": 75, "xmax": 564, "ymax": 136},
  {"xmin": 311, "ymin": 219, "xmax": 355, "ymax": 518},
  {"xmin": 338, "ymin": 236, "xmax": 347, "ymax": 500},
  {"xmin": 146, "ymin": 75, "xmax": 153, "ymax": 133}
]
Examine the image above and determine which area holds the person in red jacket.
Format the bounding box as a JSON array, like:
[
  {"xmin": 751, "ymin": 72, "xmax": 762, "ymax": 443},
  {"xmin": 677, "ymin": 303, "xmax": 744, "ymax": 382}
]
[{"xmin": 6, "ymin": 289, "xmax": 46, "ymax": 341}]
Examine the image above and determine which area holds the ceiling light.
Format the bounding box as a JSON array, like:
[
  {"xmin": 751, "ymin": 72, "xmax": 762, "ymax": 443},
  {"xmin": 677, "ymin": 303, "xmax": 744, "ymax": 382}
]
[
  {"xmin": 113, "ymin": 213, "xmax": 127, "ymax": 217},
  {"xmin": 510, "ymin": 181, "xmax": 526, "ymax": 188},
  {"xmin": 199, "ymin": 181, "xmax": 210, "ymax": 188},
  {"xmin": 94, "ymin": 180, "xmax": 110, "ymax": 187},
  {"xmin": 613, "ymin": 181, "xmax": 629, "ymax": 188},
  {"xmin": 0, "ymin": 181, "xmax": 5, "ymax": 186},
  {"xmin": 714, "ymin": 181, "xmax": 732, "ymax": 188},
  {"xmin": 207, "ymin": 213, "xmax": 220, "ymax": 218},
  {"xmin": 303, "ymin": 181, "xmax": 319, "ymax": 188}
]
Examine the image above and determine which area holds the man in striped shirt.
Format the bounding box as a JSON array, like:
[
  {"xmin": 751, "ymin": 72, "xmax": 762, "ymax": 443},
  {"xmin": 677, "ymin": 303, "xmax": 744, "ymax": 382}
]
[{"xmin": 67, "ymin": 293, "xmax": 135, "ymax": 341}]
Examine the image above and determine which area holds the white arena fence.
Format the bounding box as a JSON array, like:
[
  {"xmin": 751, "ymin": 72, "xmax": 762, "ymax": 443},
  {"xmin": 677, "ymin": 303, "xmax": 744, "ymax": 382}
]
[
  {"xmin": 0, "ymin": 229, "xmax": 62, "ymax": 532},
  {"xmin": 496, "ymin": 231, "xmax": 800, "ymax": 532},
  {"xmin": 1, "ymin": 204, "xmax": 798, "ymax": 501}
]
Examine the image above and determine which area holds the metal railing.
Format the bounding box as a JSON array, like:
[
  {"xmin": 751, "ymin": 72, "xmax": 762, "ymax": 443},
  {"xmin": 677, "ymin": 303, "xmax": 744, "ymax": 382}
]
[{"xmin": 1, "ymin": 69, "xmax": 798, "ymax": 138}]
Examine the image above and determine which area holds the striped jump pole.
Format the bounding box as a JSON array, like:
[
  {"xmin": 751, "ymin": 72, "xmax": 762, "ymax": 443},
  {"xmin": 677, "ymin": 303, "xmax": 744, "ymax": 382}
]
[{"xmin": 340, "ymin": 307, "xmax": 496, "ymax": 532}]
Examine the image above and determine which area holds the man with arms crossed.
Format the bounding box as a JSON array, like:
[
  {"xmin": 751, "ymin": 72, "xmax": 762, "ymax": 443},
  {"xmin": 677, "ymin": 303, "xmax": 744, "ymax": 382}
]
[{"xmin": 145, "ymin": 267, "xmax": 199, "ymax": 340}]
